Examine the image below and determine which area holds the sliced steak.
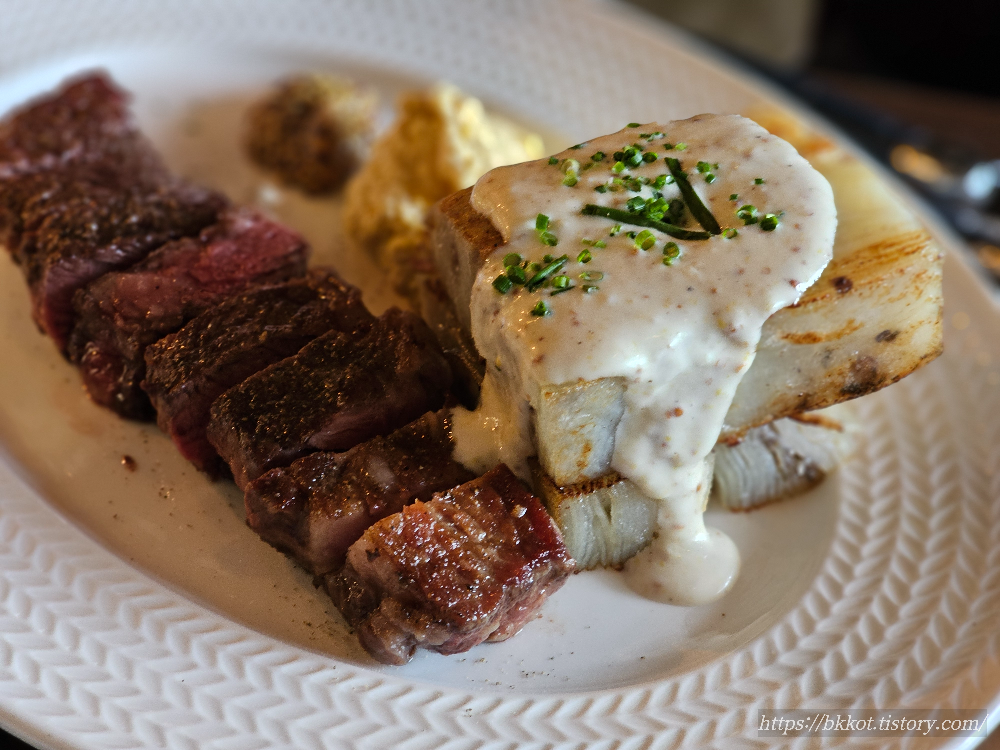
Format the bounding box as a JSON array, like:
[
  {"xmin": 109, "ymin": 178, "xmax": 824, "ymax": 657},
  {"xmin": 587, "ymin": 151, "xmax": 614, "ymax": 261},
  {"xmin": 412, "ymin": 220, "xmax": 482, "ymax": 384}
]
[
  {"xmin": 143, "ymin": 269, "xmax": 374, "ymax": 474},
  {"xmin": 0, "ymin": 73, "xmax": 226, "ymax": 349},
  {"xmin": 14, "ymin": 176, "xmax": 226, "ymax": 351},
  {"xmin": 0, "ymin": 74, "xmax": 165, "ymax": 215},
  {"xmin": 0, "ymin": 73, "xmax": 132, "ymax": 170},
  {"xmin": 207, "ymin": 308, "xmax": 452, "ymax": 490},
  {"xmin": 245, "ymin": 410, "xmax": 473, "ymax": 576},
  {"xmin": 67, "ymin": 208, "xmax": 307, "ymax": 419},
  {"xmin": 326, "ymin": 464, "xmax": 574, "ymax": 665}
]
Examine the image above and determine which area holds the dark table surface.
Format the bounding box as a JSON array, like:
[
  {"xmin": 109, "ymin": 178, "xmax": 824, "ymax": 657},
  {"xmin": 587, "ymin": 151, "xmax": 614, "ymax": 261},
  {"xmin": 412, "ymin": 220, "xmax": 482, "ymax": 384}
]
[{"xmin": 2, "ymin": 70, "xmax": 998, "ymax": 750}]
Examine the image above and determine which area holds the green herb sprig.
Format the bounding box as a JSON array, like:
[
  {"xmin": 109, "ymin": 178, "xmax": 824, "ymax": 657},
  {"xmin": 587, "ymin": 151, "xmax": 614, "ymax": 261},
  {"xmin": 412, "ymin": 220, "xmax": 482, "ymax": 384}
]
[
  {"xmin": 526, "ymin": 254, "xmax": 569, "ymax": 291},
  {"xmin": 581, "ymin": 204, "xmax": 710, "ymax": 241},
  {"xmin": 665, "ymin": 157, "xmax": 721, "ymax": 235}
]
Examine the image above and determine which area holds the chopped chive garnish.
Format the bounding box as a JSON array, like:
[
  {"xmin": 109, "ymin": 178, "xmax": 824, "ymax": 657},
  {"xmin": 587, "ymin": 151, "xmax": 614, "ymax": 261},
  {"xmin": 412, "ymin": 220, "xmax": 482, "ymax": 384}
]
[
  {"xmin": 635, "ymin": 229, "xmax": 656, "ymax": 250},
  {"xmin": 665, "ymin": 157, "xmax": 721, "ymax": 235},
  {"xmin": 506, "ymin": 265, "xmax": 527, "ymax": 284},
  {"xmin": 736, "ymin": 204, "xmax": 759, "ymax": 225},
  {"xmin": 760, "ymin": 213, "xmax": 780, "ymax": 231},
  {"xmin": 640, "ymin": 195, "xmax": 667, "ymax": 221},
  {"xmin": 580, "ymin": 270, "xmax": 604, "ymax": 281},
  {"xmin": 593, "ymin": 240, "xmax": 607, "ymax": 248},
  {"xmin": 729, "ymin": 193, "xmax": 739, "ymax": 201},
  {"xmin": 580, "ymin": 238, "xmax": 607, "ymax": 248},
  {"xmin": 626, "ymin": 196, "xmax": 646, "ymax": 212},
  {"xmin": 591, "ymin": 151, "xmax": 606, "ymax": 162},
  {"xmin": 594, "ymin": 184, "xmax": 608, "ymax": 193},
  {"xmin": 535, "ymin": 214, "xmax": 557, "ymax": 246},
  {"xmin": 613, "ymin": 151, "xmax": 625, "ymax": 161},
  {"xmin": 581, "ymin": 204, "xmax": 712, "ymax": 240},
  {"xmin": 527, "ymin": 261, "xmax": 541, "ymax": 274},
  {"xmin": 652, "ymin": 175, "xmax": 667, "ymax": 189},
  {"xmin": 623, "ymin": 147, "xmax": 643, "ymax": 168},
  {"xmin": 663, "ymin": 241, "xmax": 680, "ymax": 265},
  {"xmin": 612, "ymin": 161, "xmax": 625, "ymax": 174},
  {"xmin": 493, "ymin": 274, "xmax": 513, "ymax": 293},
  {"xmin": 577, "ymin": 249, "xmax": 592, "ymax": 263},
  {"xmin": 642, "ymin": 152, "xmax": 658, "ymax": 163},
  {"xmin": 543, "ymin": 254, "xmax": 554, "ymax": 263},
  {"xmin": 583, "ymin": 284, "xmax": 600, "ymax": 293},
  {"xmin": 561, "ymin": 158, "xmax": 580, "ymax": 186},
  {"xmin": 551, "ymin": 275, "xmax": 572, "ymax": 291},
  {"xmin": 548, "ymin": 156, "xmax": 559, "ymax": 165},
  {"xmin": 755, "ymin": 177, "xmax": 765, "ymax": 184},
  {"xmin": 530, "ymin": 300, "xmax": 550, "ymax": 316},
  {"xmin": 609, "ymin": 224, "xmax": 622, "ymax": 236},
  {"xmin": 627, "ymin": 122, "xmax": 640, "ymax": 128},
  {"xmin": 705, "ymin": 174, "xmax": 716, "ymax": 183},
  {"xmin": 723, "ymin": 227, "xmax": 739, "ymax": 239},
  {"xmin": 675, "ymin": 142, "xmax": 687, "ymax": 150},
  {"xmin": 696, "ymin": 161, "xmax": 711, "ymax": 173},
  {"xmin": 570, "ymin": 143, "xmax": 585, "ymax": 149},
  {"xmin": 503, "ymin": 252, "xmax": 522, "ymax": 267},
  {"xmin": 526, "ymin": 254, "xmax": 568, "ymax": 291}
]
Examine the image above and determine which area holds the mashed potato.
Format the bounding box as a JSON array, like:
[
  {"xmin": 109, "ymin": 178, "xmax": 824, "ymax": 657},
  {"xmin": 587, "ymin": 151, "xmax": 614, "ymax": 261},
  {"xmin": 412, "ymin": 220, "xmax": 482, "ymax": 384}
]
[{"xmin": 343, "ymin": 83, "xmax": 544, "ymax": 297}]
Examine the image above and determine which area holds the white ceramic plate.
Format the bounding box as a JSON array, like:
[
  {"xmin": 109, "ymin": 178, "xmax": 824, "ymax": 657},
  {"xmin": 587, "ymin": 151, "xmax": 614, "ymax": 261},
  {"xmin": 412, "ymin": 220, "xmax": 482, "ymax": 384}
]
[{"xmin": 0, "ymin": 1, "xmax": 998, "ymax": 748}]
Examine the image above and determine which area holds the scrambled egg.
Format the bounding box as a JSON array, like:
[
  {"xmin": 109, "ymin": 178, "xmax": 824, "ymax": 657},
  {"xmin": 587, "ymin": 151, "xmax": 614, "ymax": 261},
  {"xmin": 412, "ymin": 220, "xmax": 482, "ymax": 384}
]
[{"xmin": 343, "ymin": 83, "xmax": 544, "ymax": 296}]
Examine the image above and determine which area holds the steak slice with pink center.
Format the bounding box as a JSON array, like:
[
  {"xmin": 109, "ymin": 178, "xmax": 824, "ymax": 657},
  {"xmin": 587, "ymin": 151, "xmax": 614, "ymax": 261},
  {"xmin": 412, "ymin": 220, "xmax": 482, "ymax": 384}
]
[
  {"xmin": 207, "ymin": 308, "xmax": 452, "ymax": 490},
  {"xmin": 326, "ymin": 464, "xmax": 574, "ymax": 665},
  {"xmin": 143, "ymin": 269, "xmax": 373, "ymax": 475},
  {"xmin": 68, "ymin": 208, "xmax": 308, "ymax": 418}
]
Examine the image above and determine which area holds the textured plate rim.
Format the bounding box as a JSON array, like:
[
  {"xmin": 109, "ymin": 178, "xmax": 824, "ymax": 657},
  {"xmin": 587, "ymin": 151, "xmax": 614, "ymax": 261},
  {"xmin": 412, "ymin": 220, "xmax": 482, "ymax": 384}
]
[{"xmin": 0, "ymin": 2, "xmax": 997, "ymax": 748}]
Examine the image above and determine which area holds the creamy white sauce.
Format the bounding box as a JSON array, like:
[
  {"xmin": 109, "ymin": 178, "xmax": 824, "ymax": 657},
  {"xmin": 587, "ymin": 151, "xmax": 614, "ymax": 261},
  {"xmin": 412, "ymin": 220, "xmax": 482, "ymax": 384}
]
[{"xmin": 452, "ymin": 115, "xmax": 836, "ymax": 605}]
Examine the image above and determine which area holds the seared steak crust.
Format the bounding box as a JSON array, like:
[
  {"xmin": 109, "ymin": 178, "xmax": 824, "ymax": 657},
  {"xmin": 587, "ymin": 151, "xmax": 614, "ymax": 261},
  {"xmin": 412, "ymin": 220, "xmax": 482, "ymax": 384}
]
[
  {"xmin": 207, "ymin": 308, "xmax": 452, "ymax": 490},
  {"xmin": 326, "ymin": 464, "xmax": 574, "ymax": 665},
  {"xmin": 67, "ymin": 208, "xmax": 308, "ymax": 419},
  {"xmin": 143, "ymin": 269, "xmax": 373, "ymax": 474},
  {"xmin": 0, "ymin": 74, "xmax": 133, "ymax": 172},
  {"xmin": 17, "ymin": 176, "xmax": 225, "ymax": 353},
  {"xmin": 0, "ymin": 73, "xmax": 226, "ymax": 350},
  {"xmin": 246, "ymin": 410, "xmax": 473, "ymax": 576}
]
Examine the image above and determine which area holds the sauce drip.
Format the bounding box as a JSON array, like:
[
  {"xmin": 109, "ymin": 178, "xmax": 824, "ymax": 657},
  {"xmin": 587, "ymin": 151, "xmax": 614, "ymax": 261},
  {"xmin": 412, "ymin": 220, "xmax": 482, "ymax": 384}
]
[{"xmin": 453, "ymin": 115, "xmax": 836, "ymax": 605}]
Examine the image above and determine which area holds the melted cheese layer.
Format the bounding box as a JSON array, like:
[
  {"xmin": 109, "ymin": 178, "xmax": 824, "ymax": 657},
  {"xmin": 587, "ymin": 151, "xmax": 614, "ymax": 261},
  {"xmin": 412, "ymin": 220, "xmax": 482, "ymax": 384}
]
[{"xmin": 453, "ymin": 115, "xmax": 836, "ymax": 605}]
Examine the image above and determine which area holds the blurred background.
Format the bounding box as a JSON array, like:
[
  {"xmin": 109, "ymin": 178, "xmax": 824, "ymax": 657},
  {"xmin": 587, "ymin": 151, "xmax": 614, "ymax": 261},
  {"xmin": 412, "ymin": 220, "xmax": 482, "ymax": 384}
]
[{"xmin": 623, "ymin": 0, "xmax": 1000, "ymax": 281}]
